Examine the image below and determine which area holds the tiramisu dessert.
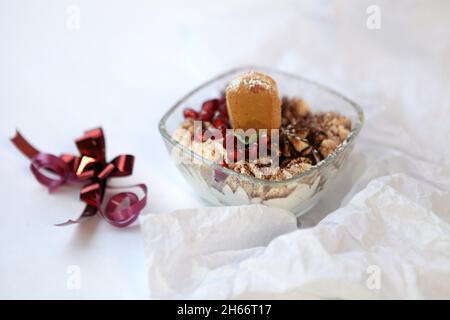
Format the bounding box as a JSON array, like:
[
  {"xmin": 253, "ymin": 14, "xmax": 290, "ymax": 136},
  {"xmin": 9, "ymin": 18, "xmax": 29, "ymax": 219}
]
[{"xmin": 173, "ymin": 71, "xmax": 352, "ymax": 183}]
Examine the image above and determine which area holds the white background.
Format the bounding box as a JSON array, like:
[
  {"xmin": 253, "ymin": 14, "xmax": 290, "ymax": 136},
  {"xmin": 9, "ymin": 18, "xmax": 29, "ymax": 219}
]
[{"xmin": 1, "ymin": 0, "xmax": 449, "ymax": 298}]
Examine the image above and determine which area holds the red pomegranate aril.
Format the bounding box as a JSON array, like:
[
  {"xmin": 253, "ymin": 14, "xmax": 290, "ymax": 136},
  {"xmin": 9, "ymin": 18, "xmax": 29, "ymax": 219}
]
[
  {"xmin": 183, "ymin": 108, "xmax": 199, "ymax": 119},
  {"xmin": 220, "ymin": 127, "xmax": 227, "ymax": 140},
  {"xmin": 214, "ymin": 163, "xmax": 228, "ymax": 182},
  {"xmin": 214, "ymin": 170, "xmax": 228, "ymax": 182},
  {"xmin": 194, "ymin": 131, "xmax": 202, "ymax": 142},
  {"xmin": 194, "ymin": 129, "xmax": 206, "ymax": 142},
  {"xmin": 218, "ymin": 102, "xmax": 228, "ymax": 116},
  {"xmin": 213, "ymin": 117, "xmax": 226, "ymax": 129},
  {"xmin": 222, "ymin": 109, "xmax": 229, "ymax": 119},
  {"xmin": 198, "ymin": 110, "xmax": 214, "ymax": 122},
  {"xmin": 202, "ymin": 99, "xmax": 219, "ymax": 114},
  {"xmin": 212, "ymin": 121, "xmax": 227, "ymax": 141},
  {"xmin": 219, "ymin": 114, "xmax": 230, "ymax": 125},
  {"xmin": 226, "ymin": 148, "xmax": 242, "ymax": 163},
  {"xmin": 222, "ymin": 132, "xmax": 229, "ymax": 148}
]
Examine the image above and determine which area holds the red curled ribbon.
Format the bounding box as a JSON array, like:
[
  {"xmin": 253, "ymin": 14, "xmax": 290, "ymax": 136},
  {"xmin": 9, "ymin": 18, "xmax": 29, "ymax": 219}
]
[{"xmin": 11, "ymin": 128, "xmax": 148, "ymax": 228}]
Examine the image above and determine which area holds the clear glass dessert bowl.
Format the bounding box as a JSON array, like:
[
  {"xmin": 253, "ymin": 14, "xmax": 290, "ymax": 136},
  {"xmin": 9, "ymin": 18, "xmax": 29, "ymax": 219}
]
[{"xmin": 159, "ymin": 67, "xmax": 364, "ymax": 216}]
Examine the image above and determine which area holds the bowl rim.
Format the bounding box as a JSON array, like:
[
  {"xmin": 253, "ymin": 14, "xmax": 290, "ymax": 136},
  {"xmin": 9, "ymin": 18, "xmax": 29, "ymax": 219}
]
[{"xmin": 158, "ymin": 66, "xmax": 365, "ymax": 186}]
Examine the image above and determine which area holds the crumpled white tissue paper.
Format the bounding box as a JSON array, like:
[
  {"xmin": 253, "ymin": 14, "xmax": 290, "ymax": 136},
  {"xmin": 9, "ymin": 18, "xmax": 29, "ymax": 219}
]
[
  {"xmin": 141, "ymin": 173, "xmax": 450, "ymax": 299},
  {"xmin": 139, "ymin": 0, "xmax": 450, "ymax": 299}
]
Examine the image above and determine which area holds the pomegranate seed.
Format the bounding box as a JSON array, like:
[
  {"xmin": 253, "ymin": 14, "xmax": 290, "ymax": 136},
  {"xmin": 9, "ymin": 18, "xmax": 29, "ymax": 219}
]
[
  {"xmin": 194, "ymin": 132, "xmax": 202, "ymax": 142},
  {"xmin": 202, "ymin": 99, "xmax": 219, "ymax": 114},
  {"xmin": 214, "ymin": 163, "xmax": 228, "ymax": 182},
  {"xmin": 214, "ymin": 170, "xmax": 228, "ymax": 182},
  {"xmin": 194, "ymin": 129, "xmax": 205, "ymax": 142},
  {"xmin": 183, "ymin": 108, "xmax": 199, "ymax": 119},
  {"xmin": 220, "ymin": 114, "xmax": 230, "ymax": 125},
  {"xmin": 198, "ymin": 110, "xmax": 214, "ymax": 122},
  {"xmin": 222, "ymin": 133, "xmax": 229, "ymax": 148},
  {"xmin": 211, "ymin": 119, "xmax": 227, "ymax": 141},
  {"xmin": 222, "ymin": 109, "xmax": 228, "ymax": 119},
  {"xmin": 226, "ymin": 147, "xmax": 242, "ymax": 163},
  {"xmin": 213, "ymin": 117, "xmax": 226, "ymax": 129},
  {"xmin": 221, "ymin": 126, "xmax": 228, "ymax": 136},
  {"xmin": 218, "ymin": 102, "xmax": 228, "ymax": 115}
]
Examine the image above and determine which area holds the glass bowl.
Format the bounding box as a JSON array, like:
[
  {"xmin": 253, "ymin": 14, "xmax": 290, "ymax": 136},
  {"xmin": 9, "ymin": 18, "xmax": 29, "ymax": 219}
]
[{"xmin": 159, "ymin": 67, "xmax": 364, "ymax": 216}]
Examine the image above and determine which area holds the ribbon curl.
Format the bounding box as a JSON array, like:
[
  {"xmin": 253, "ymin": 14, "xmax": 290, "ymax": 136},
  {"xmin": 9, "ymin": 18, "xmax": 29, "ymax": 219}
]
[{"xmin": 11, "ymin": 128, "xmax": 147, "ymax": 228}]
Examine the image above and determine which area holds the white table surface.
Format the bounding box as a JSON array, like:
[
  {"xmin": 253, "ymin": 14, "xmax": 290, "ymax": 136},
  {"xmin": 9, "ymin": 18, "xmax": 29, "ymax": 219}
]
[{"xmin": 1, "ymin": 0, "xmax": 449, "ymax": 299}]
